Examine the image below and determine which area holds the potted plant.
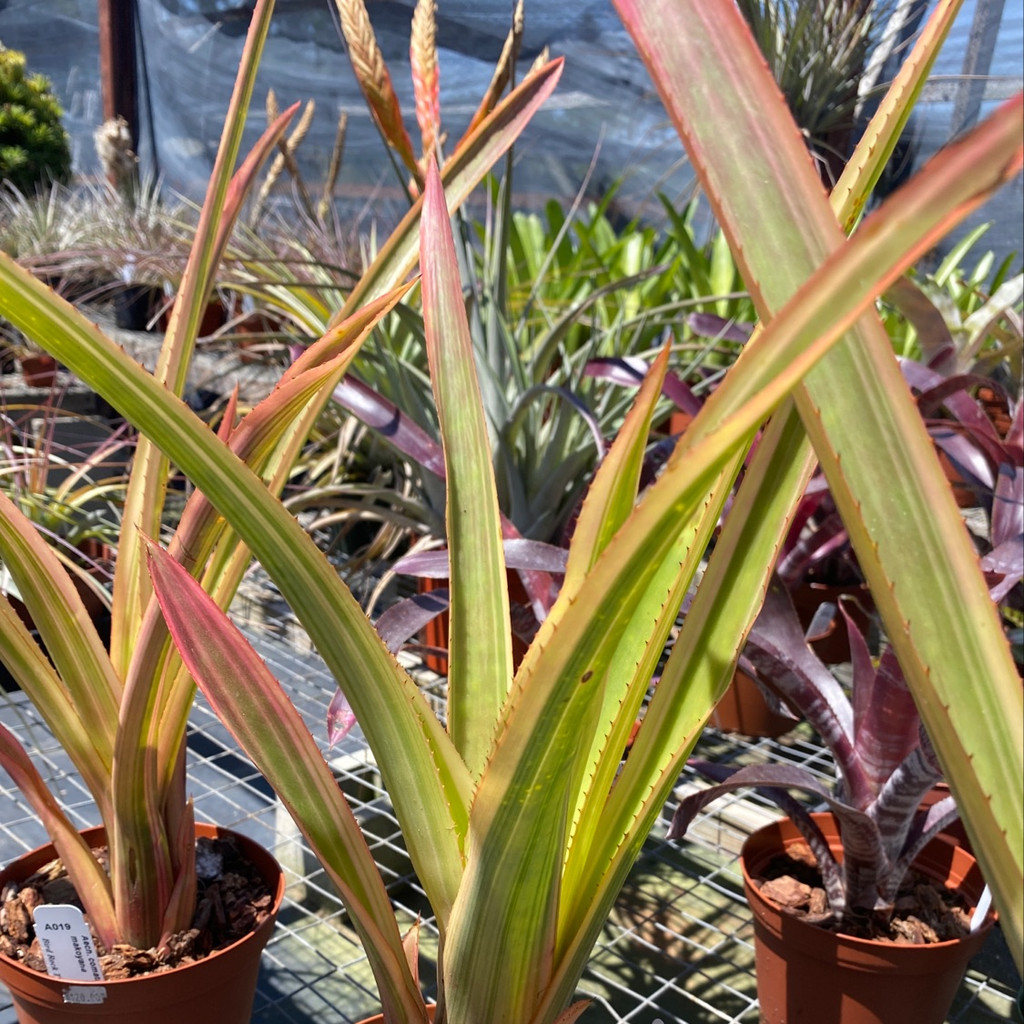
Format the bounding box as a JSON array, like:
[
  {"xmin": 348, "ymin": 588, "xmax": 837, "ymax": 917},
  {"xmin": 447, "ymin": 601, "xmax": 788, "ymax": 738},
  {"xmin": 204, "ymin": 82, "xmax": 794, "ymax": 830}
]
[
  {"xmin": 0, "ymin": 1, "xmax": 566, "ymax": 1019},
  {"xmin": 5, "ymin": 336, "xmax": 58, "ymax": 387},
  {"xmin": 604, "ymin": 16, "xmax": 1018, "ymax": 990},
  {"xmin": 0, "ymin": 14, "xmax": 301, "ymax": 1020},
  {"xmin": 670, "ymin": 577, "xmax": 995, "ymax": 1022},
  {"xmin": 1, "ymin": 1, "xmax": 1020, "ymax": 1022}
]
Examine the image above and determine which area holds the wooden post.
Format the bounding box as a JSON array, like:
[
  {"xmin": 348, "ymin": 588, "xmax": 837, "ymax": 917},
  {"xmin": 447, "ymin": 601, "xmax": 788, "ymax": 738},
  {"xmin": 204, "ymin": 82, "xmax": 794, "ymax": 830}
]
[{"xmin": 98, "ymin": 0, "xmax": 140, "ymax": 151}]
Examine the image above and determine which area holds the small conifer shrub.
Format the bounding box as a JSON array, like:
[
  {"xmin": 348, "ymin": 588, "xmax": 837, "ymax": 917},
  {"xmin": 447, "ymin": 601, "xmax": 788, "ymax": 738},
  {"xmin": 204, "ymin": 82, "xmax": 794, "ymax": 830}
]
[{"xmin": 0, "ymin": 43, "xmax": 72, "ymax": 194}]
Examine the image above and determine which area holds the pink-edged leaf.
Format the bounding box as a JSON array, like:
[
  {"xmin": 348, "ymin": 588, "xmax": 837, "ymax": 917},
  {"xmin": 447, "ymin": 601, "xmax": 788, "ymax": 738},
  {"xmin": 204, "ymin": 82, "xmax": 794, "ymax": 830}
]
[
  {"xmin": 0, "ymin": 596, "xmax": 115, "ymax": 816},
  {"xmin": 157, "ymin": 800, "xmax": 197, "ymax": 952},
  {"xmin": 159, "ymin": 14, "xmax": 292, "ymax": 383},
  {"xmin": 0, "ymin": 491, "xmax": 120, "ymax": 769},
  {"xmin": 401, "ymin": 919, "xmax": 421, "ymax": 990},
  {"xmin": 564, "ymin": 346, "xmax": 674, "ymax": 595},
  {"xmin": 615, "ymin": 0, "xmax": 1021, "ymax": 947},
  {"xmin": 337, "ymin": 57, "xmax": 563, "ymax": 321},
  {"xmin": 145, "ymin": 540, "xmax": 425, "ymax": 1016},
  {"xmin": 0, "ymin": 722, "xmax": 118, "ymax": 948},
  {"xmin": 113, "ymin": 0, "xmax": 287, "ymax": 676},
  {"xmin": 326, "ymin": 689, "xmax": 357, "ymax": 747},
  {"xmin": 421, "ymin": 157, "xmax": 512, "ymax": 777},
  {"xmin": 283, "ymin": 283, "xmax": 416, "ymax": 383},
  {"xmin": 210, "ymin": 102, "xmax": 301, "ymax": 288},
  {"xmin": 111, "ymin": 315, "xmax": 396, "ymax": 947},
  {"xmin": 552, "ymin": 1001, "xmax": 593, "ymax": 1024}
]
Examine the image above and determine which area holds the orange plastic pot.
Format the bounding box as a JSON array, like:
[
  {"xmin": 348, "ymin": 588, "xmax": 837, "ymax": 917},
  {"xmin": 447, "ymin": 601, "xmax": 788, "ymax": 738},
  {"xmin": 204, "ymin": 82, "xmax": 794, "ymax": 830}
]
[
  {"xmin": 0, "ymin": 823, "xmax": 284, "ymax": 1024},
  {"xmin": 18, "ymin": 355, "xmax": 59, "ymax": 389},
  {"xmin": 789, "ymin": 582, "xmax": 874, "ymax": 664},
  {"xmin": 740, "ymin": 813, "xmax": 996, "ymax": 1024},
  {"xmin": 918, "ymin": 782, "xmax": 973, "ymax": 854},
  {"xmin": 710, "ymin": 669, "xmax": 795, "ymax": 738}
]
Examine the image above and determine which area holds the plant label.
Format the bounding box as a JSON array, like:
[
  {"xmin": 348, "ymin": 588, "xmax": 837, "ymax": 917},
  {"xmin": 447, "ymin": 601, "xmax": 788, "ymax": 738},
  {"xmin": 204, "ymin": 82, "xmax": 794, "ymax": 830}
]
[{"xmin": 32, "ymin": 905, "xmax": 105, "ymax": 985}]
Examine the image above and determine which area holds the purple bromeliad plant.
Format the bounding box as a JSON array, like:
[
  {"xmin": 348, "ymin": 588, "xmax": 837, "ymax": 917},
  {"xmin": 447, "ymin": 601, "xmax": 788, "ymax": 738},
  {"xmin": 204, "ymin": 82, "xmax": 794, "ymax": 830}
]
[{"xmin": 671, "ymin": 577, "xmax": 965, "ymax": 930}]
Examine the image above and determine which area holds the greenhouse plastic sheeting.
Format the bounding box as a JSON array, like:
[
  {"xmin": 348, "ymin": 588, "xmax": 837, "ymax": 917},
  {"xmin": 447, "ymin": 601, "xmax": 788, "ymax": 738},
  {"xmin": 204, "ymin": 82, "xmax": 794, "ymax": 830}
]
[{"xmin": 0, "ymin": 0, "xmax": 1021, "ymax": 256}]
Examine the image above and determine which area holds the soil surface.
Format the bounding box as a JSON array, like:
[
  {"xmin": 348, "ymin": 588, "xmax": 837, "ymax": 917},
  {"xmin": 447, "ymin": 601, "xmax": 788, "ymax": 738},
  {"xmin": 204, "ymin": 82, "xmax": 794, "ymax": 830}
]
[
  {"xmin": 0, "ymin": 834, "xmax": 274, "ymax": 978},
  {"xmin": 755, "ymin": 840, "xmax": 973, "ymax": 944}
]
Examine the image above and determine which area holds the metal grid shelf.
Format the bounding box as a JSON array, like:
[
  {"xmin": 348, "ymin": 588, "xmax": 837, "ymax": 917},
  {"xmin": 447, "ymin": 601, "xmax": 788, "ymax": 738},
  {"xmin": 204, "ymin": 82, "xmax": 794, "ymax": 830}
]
[{"xmin": 0, "ymin": 617, "xmax": 1019, "ymax": 1023}]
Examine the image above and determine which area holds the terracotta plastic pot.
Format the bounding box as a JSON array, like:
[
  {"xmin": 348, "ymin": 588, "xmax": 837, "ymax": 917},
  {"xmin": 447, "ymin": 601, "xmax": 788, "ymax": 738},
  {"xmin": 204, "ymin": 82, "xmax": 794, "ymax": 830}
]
[
  {"xmin": 710, "ymin": 669, "xmax": 795, "ymax": 738},
  {"xmin": 740, "ymin": 813, "xmax": 996, "ymax": 1024},
  {"xmin": 0, "ymin": 823, "xmax": 284, "ymax": 1024},
  {"xmin": 18, "ymin": 355, "xmax": 59, "ymax": 389},
  {"xmin": 919, "ymin": 782, "xmax": 973, "ymax": 854},
  {"xmin": 789, "ymin": 582, "xmax": 874, "ymax": 664}
]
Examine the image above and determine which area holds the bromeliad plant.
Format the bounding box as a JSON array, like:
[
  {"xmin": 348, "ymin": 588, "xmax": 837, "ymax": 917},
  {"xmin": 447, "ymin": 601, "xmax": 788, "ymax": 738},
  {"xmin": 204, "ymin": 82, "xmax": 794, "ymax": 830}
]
[
  {"xmin": 901, "ymin": 357, "xmax": 1023, "ymax": 661},
  {"xmin": 0, "ymin": 0, "xmax": 561, "ymax": 961},
  {"xmin": 670, "ymin": 579, "xmax": 965, "ymax": 931},
  {"xmin": 0, "ymin": 3, "xmax": 1020, "ymax": 1024},
  {"xmin": 341, "ymin": 187, "xmax": 755, "ymax": 545}
]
